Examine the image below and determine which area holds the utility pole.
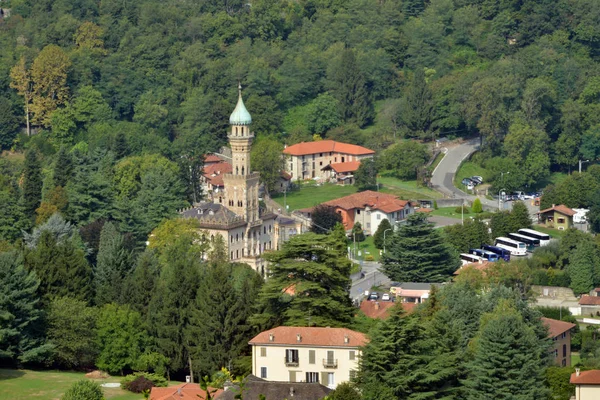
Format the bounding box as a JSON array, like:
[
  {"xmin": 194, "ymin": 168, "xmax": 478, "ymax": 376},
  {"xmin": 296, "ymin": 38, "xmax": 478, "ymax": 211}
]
[{"xmin": 579, "ymin": 159, "xmax": 590, "ymax": 173}]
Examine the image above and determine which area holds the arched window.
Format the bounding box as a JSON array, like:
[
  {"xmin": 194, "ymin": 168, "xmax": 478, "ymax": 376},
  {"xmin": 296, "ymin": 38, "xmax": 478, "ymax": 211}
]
[
  {"xmin": 236, "ymin": 234, "xmax": 239, "ymax": 242},
  {"xmin": 241, "ymin": 166, "xmax": 245, "ymax": 175},
  {"xmin": 236, "ymin": 166, "xmax": 239, "ymax": 175}
]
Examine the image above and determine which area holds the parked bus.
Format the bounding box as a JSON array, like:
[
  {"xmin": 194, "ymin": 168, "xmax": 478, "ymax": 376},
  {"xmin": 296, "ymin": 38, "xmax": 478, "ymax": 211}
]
[
  {"xmin": 494, "ymin": 237, "xmax": 527, "ymax": 256},
  {"xmin": 469, "ymin": 248, "xmax": 500, "ymax": 262},
  {"xmin": 508, "ymin": 233, "xmax": 540, "ymax": 251},
  {"xmin": 517, "ymin": 228, "xmax": 551, "ymax": 246},
  {"xmin": 482, "ymin": 244, "xmax": 511, "ymax": 262},
  {"xmin": 460, "ymin": 253, "xmax": 482, "ymax": 265}
]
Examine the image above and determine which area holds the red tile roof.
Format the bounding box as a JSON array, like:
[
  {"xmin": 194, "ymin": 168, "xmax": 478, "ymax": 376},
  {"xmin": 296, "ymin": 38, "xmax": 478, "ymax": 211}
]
[
  {"xmin": 150, "ymin": 383, "xmax": 222, "ymax": 400},
  {"xmin": 541, "ymin": 317, "xmax": 576, "ymax": 338},
  {"xmin": 249, "ymin": 326, "xmax": 368, "ymax": 347},
  {"xmin": 579, "ymin": 295, "xmax": 600, "ymax": 305},
  {"xmin": 537, "ymin": 204, "xmax": 576, "ymax": 217},
  {"xmin": 204, "ymin": 154, "xmax": 223, "ymax": 163},
  {"xmin": 281, "ymin": 171, "xmax": 292, "ymax": 180},
  {"xmin": 203, "ymin": 161, "xmax": 232, "ymax": 187},
  {"xmin": 283, "ymin": 140, "xmax": 374, "ymax": 156},
  {"xmin": 571, "ymin": 370, "xmax": 600, "ymax": 385},
  {"xmin": 415, "ymin": 207, "xmax": 434, "ymax": 213},
  {"xmin": 322, "ymin": 190, "xmax": 409, "ymax": 213},
  {"xmin": 359, "ymin": 300, "xmax": 416, "ymax": 319},
  {"xmin": 325, "ymin": 161, "xmax": 362, "ymax": 173}
]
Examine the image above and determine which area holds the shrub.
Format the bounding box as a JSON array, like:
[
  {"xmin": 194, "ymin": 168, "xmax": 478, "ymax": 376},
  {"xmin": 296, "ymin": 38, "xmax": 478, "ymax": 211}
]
[
  {"xmin": 455, "ymin": 205, "xmax": 470, "ymax": 214},
  {"xmin": 365, "ymin": 255, "xmax": 375, "ymax": 261},
  {"xmin": 121, "ymin": 372, "xmax": 167, "ymax": 390},
  {"xmin": 472, "ymin": 198, "xmax": 483, "ymax": 213},
  {"xmin": 433, "ymin": 200, "xmax": 438, "ymax": 210},
  {"xmin": 124, "ymin": 376, "xmax": 154, "ymax": 394},
  {"xmin": 62, "ymin": 380, "xmax": 103, "ymax": 400}
]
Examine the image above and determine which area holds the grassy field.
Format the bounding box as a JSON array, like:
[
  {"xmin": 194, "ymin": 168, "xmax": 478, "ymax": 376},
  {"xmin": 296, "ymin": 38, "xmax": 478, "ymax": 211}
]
[
  {"xmin": 377, "ymin": 175, "xmax": 443, "ymax": 200},
  {"xmin": 533, "ymin": 224, "xmax": 567, "ymax": 238},
  {"xmin": 430, "ymin": 206, "xmax": 475, "ymax": 219},
  {"xmin": 271, "ymin": 183, "xmax": 358, "ymax": 211},
  {"xmin": 352, "ymin": 235, "xmax": 381, "ymax": 261},
  {"xmin": 0, "ymin": 369, "xmax": 144, "ymax": 400}
]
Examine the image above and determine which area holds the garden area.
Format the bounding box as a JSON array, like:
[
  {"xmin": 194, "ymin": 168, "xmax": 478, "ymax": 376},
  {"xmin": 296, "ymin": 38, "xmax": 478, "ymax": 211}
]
[{"xmin": 0, "ymin": 369, "xmax": 155, "ymax": 400}]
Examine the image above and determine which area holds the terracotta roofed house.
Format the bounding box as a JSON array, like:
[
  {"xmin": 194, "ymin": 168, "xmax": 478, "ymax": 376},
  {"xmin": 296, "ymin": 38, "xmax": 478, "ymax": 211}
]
[
  {"xmin": 320, "ymin": 190, "xmax": 413, "ymax": 234},
  {"xmin": 571, "ymin": 369, "xmax": 600, "ymax": 400},
  {"xmin": 249, "ymin": 326, "xmax": 368, "ymax": 389},
  {"xmin": 149, "ymin": 383, "xmax": 222, "ymax": 400},
  {"xmin": 537, "ymin": 204, "xmax": 576, "ymax": 230},
  {"xmin": 283, "ymin": 140, "xmax": 374, "ymax": 182},
  {"xmin": 542, "ymin": 317, "xmax": 576, "ymax": 366}
]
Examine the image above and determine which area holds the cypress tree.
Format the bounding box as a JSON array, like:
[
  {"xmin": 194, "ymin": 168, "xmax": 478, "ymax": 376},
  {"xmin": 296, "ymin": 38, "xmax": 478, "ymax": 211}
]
[
  {"xmin": 22, "ymin": 150, "xmax": 43, "ymax": 220},
  {"xmin": 95, "ymin": 222, "xmax": 133, "ymax": 306},
  {"xmin": 113, "ymin": 131, "xmax": 129, "ymax": 160},
  {"xmin": 382, "ymin": 213, "xmax": 460, "ymax": 282},
  {"xmin": 373, "ymin": 218, "xmax": 393, "ymax": 249},
  {"xmin": 351, "ymin": 222, "xmax": 365, "ymax": 242}
]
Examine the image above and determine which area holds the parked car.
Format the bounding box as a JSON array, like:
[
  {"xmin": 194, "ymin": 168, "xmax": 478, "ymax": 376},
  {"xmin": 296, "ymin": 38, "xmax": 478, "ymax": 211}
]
[
  {"xmin": 470, "ymin": 176, "xmax": 483, "ymax": 184},
  {"xmin": 381, "ymin": 293, "xmax": 391, "ymax": 301},
  {"xmin": 461, "ymin": 178, "xmax": 474, "ymax": 186},
  {"xmin": 368, "ymin": 292, "xmax": 379, "ymax": 301}
]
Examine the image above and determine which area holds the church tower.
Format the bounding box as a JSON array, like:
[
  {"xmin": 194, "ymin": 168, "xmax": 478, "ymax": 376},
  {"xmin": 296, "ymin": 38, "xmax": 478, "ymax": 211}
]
[{"xmin": 222, "ymin": 85, "xmax": 260, "ymax": 223}]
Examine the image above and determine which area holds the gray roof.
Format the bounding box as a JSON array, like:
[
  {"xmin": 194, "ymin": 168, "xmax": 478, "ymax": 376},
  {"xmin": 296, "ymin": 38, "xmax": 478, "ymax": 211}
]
[
  {"xmin": 216, "ymin": 375, "xmax": 331, "ymax": 400},
  {"xmin": 180, "ymin": 203, "xmax": 247, "ymax": 229}
]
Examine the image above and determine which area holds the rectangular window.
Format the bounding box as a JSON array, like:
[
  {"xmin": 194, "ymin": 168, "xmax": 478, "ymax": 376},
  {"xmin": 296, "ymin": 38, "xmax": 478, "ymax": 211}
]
[
  {"xmin": 321, "ymin": 372, "xmax": 328, "ymax": 385},
  {"xmin": 377, "ymin": 214, "xmax": 381, "ymax": 220},
  {"xmin": 306, "ymin": 372, "xmax": 319, "ymax": 383},
  {"xmin": 260, "ymin": 347, "xmax": 266, "ymax": 357},
  {"xmin": 356, "ymin": 209, "xmax": 361, "ymax": 215},
  {"xmin": 320, "ymin": 153, "xmax": 323, "ymax": 157},
  {"xmin": 367, "ymin": 223, "xmax": 371, "ymax": 229},
  {"xmin": 563, "ymin": 344, "xmax": 567, "ymax": 357},
  {"xmin": 289, "ymin": 371, "xmax": 297, "ymax": 382},
  {"xmin": 285, "ymin": 349, "xmax": 299, "ymax": 365},
  {"xmin": 349, "ymin": 351, "xmax": 355, "ymax": 360},
  {"xmin": 558, "ymin": 217, "xmax": 565, "ymax": 223},
  {"xmin": 327, "ymin": 351, "xmax": 334, "ymax": 364},
  {"xmin": 312, "ymin": 154, "xmax": 315, "ymax": 160},
  {"xmin": 312, "ymin": 162, "xmax": 315, "ymax": 169},
  {"xmin": 261, "ymin": 367, "xmax": 267, "ymax": 379},
  {"xmin": 309, "ymin": 350, "xmax": 315, "ymax": 364},
  {"xmin": 327, "ymin": 372, "xmax": 334, "ymax": 387},
  {"xmin": 320, "ymin": 161, "xmax": 323, "ymax": 166}
]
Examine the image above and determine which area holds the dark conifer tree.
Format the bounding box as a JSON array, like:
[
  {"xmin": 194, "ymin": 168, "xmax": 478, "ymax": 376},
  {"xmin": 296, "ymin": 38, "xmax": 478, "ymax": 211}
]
[
  {"xmin": 122, "ymin": 250, "xmax": 159, "ymax": 318},
  {"xmin": 113, "ymin": 131, "xmax": 129, "ymax": 160},
  {"xmin": 22, "ymin": 150, "xmax": 43, "ymax": 220},
  {"xmin": 382, "ymin": 213, "xmax": 460, "ymax": 282},
  {"xmin": 53, "ymin": 147, "xmax": 72, "ymax": 188},
  {"xmin": 351, "ymin": 222, "xmax": 365, "ymax": 242},
  {"xmin": 94, "ymin": 221, "xmax": 133, "ymax": 305},
  {"xmin": 354, "ymin": 158, "xmax": 378, "ymax": 191},
  {"xmin": 310, "ymin": 204, "xmax": 343, "ymax": 234}
]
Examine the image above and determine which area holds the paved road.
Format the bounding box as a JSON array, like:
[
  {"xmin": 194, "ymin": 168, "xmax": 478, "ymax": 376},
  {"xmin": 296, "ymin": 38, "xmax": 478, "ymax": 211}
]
[
  {"xmin": 350, "ymin": 261, "xmax": 390, "ymax": 302},
  {"xmin": 430, "ymin": 139, "xmax": 498, "ymax": 209}
]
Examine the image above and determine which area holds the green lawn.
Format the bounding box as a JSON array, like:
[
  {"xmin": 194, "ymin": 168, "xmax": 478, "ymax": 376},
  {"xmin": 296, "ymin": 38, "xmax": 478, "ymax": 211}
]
[
  {"xmin": 430, "ymin": 206, "xmax": 474, "ymax": 219},
  {"xmin": 533, "ymin": 224, "xmax": 567, "ymax": 238},
  {"xmin": 454, "ymin": 161, "xmax": 490, "ymax": 192},
  {"xmin": 377, "ymin": 175, "xmax": 443, "ymax": 200},
  {"xmin": 352, "ymin": 235, "xmax": 381, "ymax": 261},
  {"xmin": 572, "ymin": 352, "xmax": 581, "ymax": 366},
  {"xmin": 0, "ymin": 369, "xmax": 143, "ymax": 400},
  {"xmin": 271, "ymin": 183, "xmax": 358, "ymax": 211}
]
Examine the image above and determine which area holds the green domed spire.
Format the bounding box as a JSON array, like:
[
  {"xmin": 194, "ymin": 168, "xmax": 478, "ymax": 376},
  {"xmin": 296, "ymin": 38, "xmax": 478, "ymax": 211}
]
[{"xmin": 229, "ymin": 84, "xmax": 252, "ymax": 125}]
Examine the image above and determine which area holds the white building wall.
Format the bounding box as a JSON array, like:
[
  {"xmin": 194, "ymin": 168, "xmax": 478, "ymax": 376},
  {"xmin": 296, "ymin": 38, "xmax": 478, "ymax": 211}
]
[{"xmin": 251, "ymin": 344, "xmax": 361, "ymax": 389}]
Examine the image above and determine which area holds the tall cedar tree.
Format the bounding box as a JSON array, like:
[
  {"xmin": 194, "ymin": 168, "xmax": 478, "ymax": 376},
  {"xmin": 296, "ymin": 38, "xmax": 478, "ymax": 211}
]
[
  {"xmin": 147, "ymin": 235, "xmax": 204, "ymax": 375},
  {"xmin": 0, "ymin": 252, "xmax": 51, "ymax": 365},
  {"xmin": 251, "ymin": 232, "xmax": 354, "ymax": 328},
  {"xmin": 329, "ymin": 48, "xmax": 374, "ymax": 127},
  {"xmin": 113, "ymin": 131, "xmax": 129, "ymax": 160},
  {"xmin": 568, "ymin": 240, "xmax": 598, "ymax": 295},
  {"xmin": 310, "ymin": 204, "xmax": 343, "ymax": 234},
  {"xmin": 401, "ymin": 68, "xmax": 434, "ymax": 137},
  {"xmin": 0, "ymin": 183, "xmax": 30, "ymax": 242},
  {"xmin": 22, "ymin": 150, "xmax": 43, "ymax": 220},
  {"xmin": 373, "ymin": 218, "xmax": 393, "ymax": 249},
  {"xmin": 95, "ymin": 222, "xmax": 133, "ymax": 305},
  {"xmin": 463, "ymin": 302, "xmax": 550, "ymax": 399},
  {"xmin": 187, "ymin": 264, "xmax": 262, "ymax": 378},
  {"xmin": 354, "ymin": 158, "xmax": 378, "ymax": 191},
  {"xmin": 24, "ymin": 230, "xmax": 93, "ymax": 306},
  {"xmin": 382, "ymin": 213, "xmax": 460, "ymax": 282},
  {"xmin": 47, "ymin": 296, "xmax": 98, "ymax": 369},
  {"xmin": 53, "ymin": 147, "xmax": 72, "ymax": 188}
]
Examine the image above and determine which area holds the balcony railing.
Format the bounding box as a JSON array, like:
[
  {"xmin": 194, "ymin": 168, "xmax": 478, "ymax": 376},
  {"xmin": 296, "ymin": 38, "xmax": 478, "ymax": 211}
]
[
  {"xmin": 284, "ymin": 357, "xmax": 299, "ymax": 367},
  {"xmin": 322, "ymin": 358, "xmax": 338, "ymax": 368}
]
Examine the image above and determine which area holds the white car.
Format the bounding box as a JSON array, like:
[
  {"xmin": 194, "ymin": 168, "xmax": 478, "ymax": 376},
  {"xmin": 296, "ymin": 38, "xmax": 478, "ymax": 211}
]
[{"xmin": 381, "ymin": 293, "xmax": 391, "ymax": 301}]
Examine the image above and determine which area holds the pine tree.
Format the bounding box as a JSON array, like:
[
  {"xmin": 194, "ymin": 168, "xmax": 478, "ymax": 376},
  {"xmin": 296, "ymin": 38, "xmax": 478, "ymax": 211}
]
[
  {"xmin": 351, "ymin": 222, "xmax": 365, "ymax": 242},
  {"xmin": 251, "ymin": 232, "xmax": 354, "ymax": 328},
  {"xmin": 22, "ymin": 150, "xmax": 43, "ymax": 220},
  {"xmin": 463, "ymin": 302, "xmax": 549, "ymax": 399},
  {"xmin": 113, "ymin": 131, "xmax": 129, "ymax": 160},
  {"xmin": 373, "ymin": 219, "xmax": 393, "ymax": 249},
  {"xmin": 53, "ymin": 147, "xmax": 72, "ymax": 188},
  {"xmin": 568, "ymin": 241, "xmax": 597, "ymax": 295},
  {"xmin": 0, "ymin": 251, "xmax": 51, "ymax": 365},
  {"xmin": 0, "ymin": 183, "xmax": 30, "ymax": 242},
  {"xmin": 509, "ymin": 201, "xmax": 533, "ymax": 230},
  {"xmin": 400, "ymin": 68, "xmax": 434, "ymax": 137},
  {"xmin": 403, "ymin": 0, "xmax": 425, "ymax": 17},
  {"xmin": 382, "ymin": 213, "xmax": 460, "ymax": 282},
  {"xmin": 122, "ymin": 250, "xmax": 159, "ymax": 318},
  {"xmin": 94, "ymin": 222, "xmax": 133, "ymax": 306}
]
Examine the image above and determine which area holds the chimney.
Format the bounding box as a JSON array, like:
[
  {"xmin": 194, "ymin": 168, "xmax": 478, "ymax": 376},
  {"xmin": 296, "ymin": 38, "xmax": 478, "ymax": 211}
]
[
  {"xmin": 552, "ymin": 204, "xmax": 555, "ymax": 208},
  {"xmin": 344, "ymin": 334, "xmax": 350, "ymax": 344},
  {"xmin": 296, "ymin": 333, "xmax": 302, "ymax": 343},
  {"xmin": 576, "ymin": 368, "xmax": 581, "ymax": 377},
  {"xmin": 269, "ymin": 333, "xmax": 274, "ymax": 342}
]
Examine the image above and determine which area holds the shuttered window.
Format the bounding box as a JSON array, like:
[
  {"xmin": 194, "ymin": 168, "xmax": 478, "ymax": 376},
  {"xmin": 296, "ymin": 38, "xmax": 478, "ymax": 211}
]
[
  {"xmin": 349, "ymin": 350, "xmax": 355, "ymax": 360},
  {"xmin": 309, "ymin": 350, "xmax": 315, "ymax": 364},
  {"xmin": 260, "ymin": 347, "xmax": 266, "ymax": 357}
]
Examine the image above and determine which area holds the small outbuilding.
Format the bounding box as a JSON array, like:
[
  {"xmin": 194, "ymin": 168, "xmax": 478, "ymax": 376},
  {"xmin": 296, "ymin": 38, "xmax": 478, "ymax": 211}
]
[{"xmin": 537, "ymin": 204, "xmax": 575, "ymax": 230}]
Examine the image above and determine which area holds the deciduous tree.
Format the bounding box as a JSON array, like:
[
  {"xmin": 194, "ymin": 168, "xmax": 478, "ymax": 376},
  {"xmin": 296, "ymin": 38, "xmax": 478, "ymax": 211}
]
[
  {"xmin": 373, "ymin": 218, "xmax": 393, "ymax": 250},
  {"xmin": 250, "ymin": 137, "xmax": 285, "ymax": 194},
  {"xmin": 310, "ymin": 205, "xmax": 343, "ymax": 234}
]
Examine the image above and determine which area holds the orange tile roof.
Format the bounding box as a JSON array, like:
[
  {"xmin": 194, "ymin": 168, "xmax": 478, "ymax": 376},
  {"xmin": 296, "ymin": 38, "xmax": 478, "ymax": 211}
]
[
  {"xmin": 415, "ymin": 207, "xmax": 434, "ymax": 213},
  {"xmin": 204, "ymin": 154, "xmax": 223, "ymax": 163},
  {"xmin": 150, "ymin": 383, "xmax": 222, "ymax": 400},
  {"xmin": 203, "ymin": 161, "xmax": 232, "ymax": 187},
  {"xmin": 322, "ymin": 190, "xmax": 408, "ymax": 213},
  {"xmin": 326, "ymin": 161, "xmax": 361, "ymax": 173},
  {"xmin": 571, "ymin": 370, "xmax": 600, "ymax": 385},
  {"xmin": 537, "ymin": 204, "xmax": 576, "ymax": 217},
  {"xmin": 283, "ymin": 140, "xmax": 374, "ymax": 156},
  {"xmin": 579, "ymin": 295, "xmax": 600, "ymax": 305},
  {"xmin": 359, "ymin": 300, "xmax": 416, "ymax": 319},
  {"xmin": 541, "ymin": 317, "xmax": 576, "ymax": 338},
  {"xmin": 249, "ymin": 326, "xmax": 368, "ymax": 347}
]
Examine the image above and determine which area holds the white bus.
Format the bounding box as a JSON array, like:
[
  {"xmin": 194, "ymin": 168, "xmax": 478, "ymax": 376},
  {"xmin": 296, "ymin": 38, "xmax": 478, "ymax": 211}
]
[
  {"xmin": 494, "ymin": 236, "xmax": 527, "ymax": 256},
  {"xmin": 460, "ymin": 253, "xmax": 482, "ymax": 265},
  {"xmin": 508, "ymin": 233, "xmax": 540, "ymax": 251},
  {"xmin": 517, "ymin": 228, "xmax": 551, "ymax": 246}
]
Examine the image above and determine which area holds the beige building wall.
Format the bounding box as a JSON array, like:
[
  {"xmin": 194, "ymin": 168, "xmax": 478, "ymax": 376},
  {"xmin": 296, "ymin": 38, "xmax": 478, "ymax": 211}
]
[
  {"xmin": 550, "ymin": 331, "xmax": 572, "ymax": 366},
  {"xmin": 286, "ymin": 153, "xmax": 372, "ymax": 181},
  {"xmin": 576, "ymin": 385, "xmax": 600, "ymax": 400},
  {"xmin": 251, "ymin": 344, "xmax": 361, "ymax": 389}
]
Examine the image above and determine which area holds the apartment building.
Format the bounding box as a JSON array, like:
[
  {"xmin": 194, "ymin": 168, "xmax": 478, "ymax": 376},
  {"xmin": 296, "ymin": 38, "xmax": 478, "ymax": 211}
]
[
  {"xmin": 249, "ymin": 326, "xmax": 368, "ymax": 389},
  {"xmin": 542, "ymin": 317, "xmax": 576, "ymax": 366}
]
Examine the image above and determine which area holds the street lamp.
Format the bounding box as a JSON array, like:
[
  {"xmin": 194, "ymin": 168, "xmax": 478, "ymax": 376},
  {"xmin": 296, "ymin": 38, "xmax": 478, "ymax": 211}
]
[
  {"xmin": 579, "ymin": 159, "xmax": 590, "ymax": 173},
  {"xmin": 383, "ymin": 228, "xmax": 392, "ymax": 254},
  {"xmin": 498, "ymin": 188, "xmax": 507, "ymax": 210}
]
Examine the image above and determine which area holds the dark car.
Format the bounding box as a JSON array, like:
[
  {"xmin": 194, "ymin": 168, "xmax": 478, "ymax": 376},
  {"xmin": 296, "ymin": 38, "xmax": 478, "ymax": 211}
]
[
  {"xmin": 470, "ymin": 176, "xmax": 483, "ymax": 184},
  {"xmin": 462, "ymin": 178, "xmax": 474, "ymax": 186},
  {"xmin": 368, "ymin": 292, "xmax": 379, "ymax": 301}
]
